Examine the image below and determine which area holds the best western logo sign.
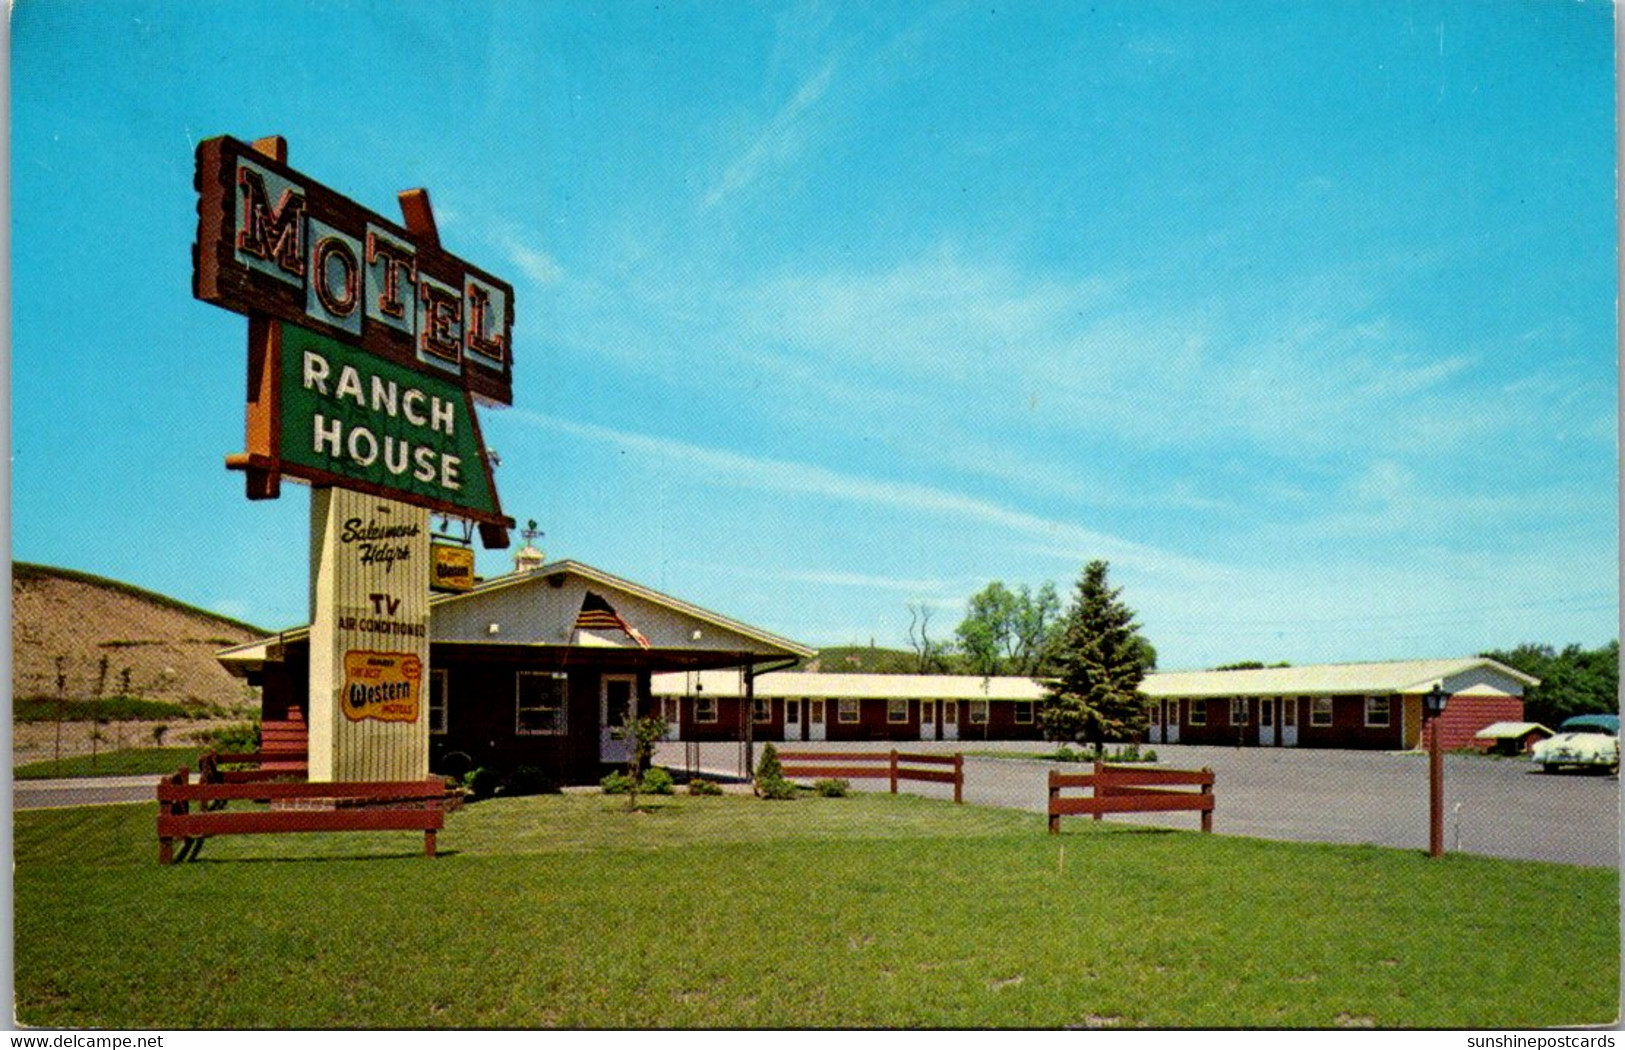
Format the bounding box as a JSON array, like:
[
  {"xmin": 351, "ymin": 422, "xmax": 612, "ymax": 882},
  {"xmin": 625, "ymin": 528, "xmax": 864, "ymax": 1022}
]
[{"xmin": 341, "ymin": 650, "xmax": 422, "ymax": 723}]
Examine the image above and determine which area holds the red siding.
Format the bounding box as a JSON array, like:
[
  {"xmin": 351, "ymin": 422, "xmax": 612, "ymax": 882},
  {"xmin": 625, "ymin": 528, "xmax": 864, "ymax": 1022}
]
[{"xmin": 1433, "ymin": 695, "xmax": 1525, "ymax": 751}]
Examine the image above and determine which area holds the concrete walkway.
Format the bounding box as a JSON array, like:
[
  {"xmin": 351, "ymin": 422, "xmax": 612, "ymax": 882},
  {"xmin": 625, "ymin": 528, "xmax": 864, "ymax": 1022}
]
[{"xmin": 13, "ymin": 774, "xmax": 158, "ymax": 810}]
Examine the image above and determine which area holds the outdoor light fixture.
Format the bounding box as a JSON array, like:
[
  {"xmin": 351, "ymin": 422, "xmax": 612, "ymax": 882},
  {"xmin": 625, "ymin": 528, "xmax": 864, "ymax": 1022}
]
[{"xmin": 1423, "ymin": 682, "xmax": 1449, "ymax": 718}]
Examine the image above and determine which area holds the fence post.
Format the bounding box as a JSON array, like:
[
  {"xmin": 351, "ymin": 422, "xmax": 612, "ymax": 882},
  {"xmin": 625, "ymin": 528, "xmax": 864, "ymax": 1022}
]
[
  {"xmin": 953, "ymin": 752, "xmax": 963, "ymax": 804},
  {"xmin": 1047, "ymin": 768, "xmax": 1060, "ymax": 834},
  {"xmin": 1092, "ymin": 756, "xmax": 1105, "ymax": 821},
  {"xmin": 1200, "ymin": 767, "xmax": 1214, "ymax": 833},
  {"xmin": 889, "ymin": 750, "xmax": 899, "ymax": 794}
]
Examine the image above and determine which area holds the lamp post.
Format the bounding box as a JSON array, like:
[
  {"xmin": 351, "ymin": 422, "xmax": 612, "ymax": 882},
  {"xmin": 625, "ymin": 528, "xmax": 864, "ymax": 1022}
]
[{"xmin": 1423, "ymin": 683, "xmax": 1449, "ymax": 858}]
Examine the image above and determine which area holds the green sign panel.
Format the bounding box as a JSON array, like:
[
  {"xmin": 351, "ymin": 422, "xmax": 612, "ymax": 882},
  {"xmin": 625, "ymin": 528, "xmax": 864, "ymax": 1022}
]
[{"xmin": 279, "ymin": 323, "xmax": 500, "ymax": 518}]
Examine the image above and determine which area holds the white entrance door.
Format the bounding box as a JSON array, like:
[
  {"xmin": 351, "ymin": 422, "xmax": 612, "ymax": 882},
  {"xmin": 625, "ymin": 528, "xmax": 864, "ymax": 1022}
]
[
  {"xmin": 1164, "ymin": 701, "xmax": 1180, "ymax": 744},
  {"xmin": 600, "ymin": 674, "xmax": 636, "ymax": 764},
  {"xmin": 1258, "ymin": 697, "xmax": 1275, "ymax": 746},
  {"xmin": 661, "ymin": 697, "xmax": 680, "ymax": 741},
  {"xmin": 920, "ymin": 700, "xmax": 936, "ymax": 741},
  {"xmin": 808, "ymin": 699, "xmax": 827, "ymax": 741},
  {"xmin": 1148, "ymin": 701, "xmax": 1163, "ymax": 745},
  {"xmin": 785, "ymin": 697, "xmax": 802, "ymax": 742},
  {"xmin": 942, "ymin": 700, "xmax": 959, "ymax": 741},
  {"xmin": 1281, "ymin": 697, "xmax": 1299, "ymax": 747}
]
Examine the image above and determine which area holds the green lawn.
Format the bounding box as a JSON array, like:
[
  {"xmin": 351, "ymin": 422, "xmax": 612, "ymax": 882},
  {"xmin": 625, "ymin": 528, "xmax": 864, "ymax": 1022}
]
[
  {"xmin": 13, "ymin": 746, "xmax": 208, "ymax": 780},
  {"xmin": 14, "ymin": 792, "xmax": 1618, "ymax": 1029}
]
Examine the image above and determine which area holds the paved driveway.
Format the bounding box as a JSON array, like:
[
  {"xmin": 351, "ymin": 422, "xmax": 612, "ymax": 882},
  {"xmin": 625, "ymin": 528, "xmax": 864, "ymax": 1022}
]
[{"xmin": 655, "ymin": 739, "xmax": 1619, "ymax": 868}]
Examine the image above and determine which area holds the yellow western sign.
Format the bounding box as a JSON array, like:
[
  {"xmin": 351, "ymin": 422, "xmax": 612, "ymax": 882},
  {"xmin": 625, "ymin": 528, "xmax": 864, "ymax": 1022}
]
[
  {"xmin": 431, "ymin": 542, "xmax": 476, "ymax": 593},
  {"xmin": 341, "ymin": 649, "xmax": 423, "ymax": 723}
]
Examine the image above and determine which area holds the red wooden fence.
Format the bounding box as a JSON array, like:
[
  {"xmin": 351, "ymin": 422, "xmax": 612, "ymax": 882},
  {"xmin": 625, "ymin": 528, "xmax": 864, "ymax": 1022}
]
[
  {"xmin": 778, "ymin": 750, "xmax": 964, "ymax": 803},
  {"xmin": 1047, "ymin": 761, "xmax": 1214, "ymax": 834},
  {"xmin": 156, "ymin": 768, "xmax": 453, "ymax": 864}
]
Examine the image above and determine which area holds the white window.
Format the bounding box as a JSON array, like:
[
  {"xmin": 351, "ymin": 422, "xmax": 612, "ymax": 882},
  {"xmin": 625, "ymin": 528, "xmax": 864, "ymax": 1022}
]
[
  {"xmin": 1365, "ymin": 695, "xmax": 1391, "ymax": 727},
  {"xmin": 887, "ymin": 698, "xmax": 909, "ymax": 724},
  {"xmin": 753, "ymin": 697, "xmax": 771, "ymax": 723},
  {"xmin": 969, "ymin": 701, "xmax": 989, "ymax": 725},
  {"xmin": 1283, "ymin": 699, "xmax": 1298, "ymax": 727},
  {"xmin": 429, "ymin": 668, "xmax": 449, "ymax": 735},
  {"xmin": 1259, "ymin": 699, "xmax": 1274, "ymax": 727},
  {"xmin": 1230, "ymin": 698, "xmax": 1249, "ymax": 724},
  {"xmin": 516, "ymin": 672, "xmax": 568, "ymax": 735},
  {"xmin": 1311, "ymin": 697, "xmax": 1334, "ymax": 727},
  {"xmin": 838, "ymin": 698, "xmax": 860, "ymax": 724},
  {"xmin": 1189, "ymin": 700, "xmax": 1207, "ymax": 726},
  {"xmin": 694, "ymin": 696, "xmax": 717, "ymax": 723},
  {"xmin": 1014, "ymin": 702, "xmax": 1034, "ymax": 724},
  {"xmin": 786, "ymin": 700, "xmax": 800, "ymax": 725}
]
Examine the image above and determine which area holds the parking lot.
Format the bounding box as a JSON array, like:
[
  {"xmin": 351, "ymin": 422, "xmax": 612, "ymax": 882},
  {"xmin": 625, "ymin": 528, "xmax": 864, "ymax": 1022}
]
[{"xmin": 655, "ymin": 739, "xmax": 1619, "ymax": 868}]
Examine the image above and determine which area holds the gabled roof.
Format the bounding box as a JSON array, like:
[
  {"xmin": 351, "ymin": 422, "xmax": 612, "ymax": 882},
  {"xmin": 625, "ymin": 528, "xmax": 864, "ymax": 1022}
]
[
  {"xmin": 218, "ymin": 559, "xmax": 812, "ymax": 672},
  {"xmin": 1144, "ymin": 657, "xmax": 1538, "ymax": 698}
]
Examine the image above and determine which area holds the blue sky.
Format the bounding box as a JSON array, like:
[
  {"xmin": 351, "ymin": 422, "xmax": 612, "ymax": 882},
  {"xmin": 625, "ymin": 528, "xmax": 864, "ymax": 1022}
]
[{"xmin": 11, "ymin": 1, "xmax": 1617, "ymax": 670}]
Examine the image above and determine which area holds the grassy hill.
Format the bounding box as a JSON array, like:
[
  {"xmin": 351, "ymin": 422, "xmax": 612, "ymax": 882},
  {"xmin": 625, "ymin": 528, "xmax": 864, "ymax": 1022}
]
[
  {"xmin": 11, "ymin": 562, "xmax": 266, "ymax": 714},
  {"xmin": 799, "ymin": 644, "xmax": 930, "ymax": 674}
]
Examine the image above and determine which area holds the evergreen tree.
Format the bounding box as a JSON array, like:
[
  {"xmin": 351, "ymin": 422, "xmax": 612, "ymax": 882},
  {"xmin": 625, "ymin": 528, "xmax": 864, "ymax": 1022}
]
[{"xmin": 1040, "ymin": 560, "xmax": 1149, "ymax": 747}]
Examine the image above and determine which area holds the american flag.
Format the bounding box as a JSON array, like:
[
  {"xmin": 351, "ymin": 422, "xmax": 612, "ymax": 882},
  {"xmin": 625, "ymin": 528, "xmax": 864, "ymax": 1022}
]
[{"xmin": 574, "ymin": 591, "xmax": 651, "ymax": 649}]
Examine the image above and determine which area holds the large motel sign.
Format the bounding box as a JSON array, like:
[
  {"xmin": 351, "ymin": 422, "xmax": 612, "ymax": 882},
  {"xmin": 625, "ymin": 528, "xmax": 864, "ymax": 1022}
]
[{"xmin": 194, "ymin": 134, "xmax": 514, "ymax": 781}]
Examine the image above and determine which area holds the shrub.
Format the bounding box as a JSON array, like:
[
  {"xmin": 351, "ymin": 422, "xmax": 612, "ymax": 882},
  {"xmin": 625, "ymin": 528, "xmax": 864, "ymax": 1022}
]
[
  {"xmin": 758, "ymin": 776, "xmax": 797, "ymax": 800},
  {"xmin": 642, "ymin": 767, "xmax": 675, "ymax": 795},
  {"xmin": 1051, "ymin": 745, "xmax": 1082, "ymax": 763},
  {"xmin": 754, "ymin": 744, "xmax": 795, "ymax": 800},
  {"xmin": 601, "ymin": 771, "xmax": 634, "ymax": 795},
  {"xmin": 1144, "ymin": 748, "xmax": 1158, "ymax": 762},
  {"xmin": 203, "ymin": 722, "xmax": 259, "ymax": 752},
  {"xmin": 505, "ymin": 765, "xmax": 560, "ymax": 796},
  {"xmin": 755, "ymin": 744, "xmax": 784, "ymax": 781},
  {"xmin": 463, "ymin": 767, "xmax": 499, "ymax": 800},
  {"xmin": 812, "ymin": 778, "xmax": 850, "ymax": 797},
  {"xmin": 687, "ymin": 778, "xmax": 723, "ymax": 796}
]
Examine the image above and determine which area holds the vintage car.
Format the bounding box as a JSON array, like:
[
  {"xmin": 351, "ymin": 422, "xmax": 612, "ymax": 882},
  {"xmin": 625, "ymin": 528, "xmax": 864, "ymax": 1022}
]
[{"xmin": 1531, "ymin": 714, "xmax": 1619, "ymax": 774}]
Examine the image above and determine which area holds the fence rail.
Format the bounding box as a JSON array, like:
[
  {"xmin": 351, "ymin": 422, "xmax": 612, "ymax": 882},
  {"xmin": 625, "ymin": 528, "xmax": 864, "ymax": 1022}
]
[
  {"xmin": 1047, "ymin": 761, "xmax": 1214, "ymax": 834},
  {"xmin": 778, "ymin": 749, "xmax": 964, "ymax": 803}
]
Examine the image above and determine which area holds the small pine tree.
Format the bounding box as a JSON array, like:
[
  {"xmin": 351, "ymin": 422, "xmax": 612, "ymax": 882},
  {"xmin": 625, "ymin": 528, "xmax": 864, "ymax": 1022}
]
[
  {"xmin": 755, "ymin": 743, "xmax": 795, "ymax": 799},
  {"xmin": 1040, "ymin": 560, "xmax": 1149, "ymax": 751}
]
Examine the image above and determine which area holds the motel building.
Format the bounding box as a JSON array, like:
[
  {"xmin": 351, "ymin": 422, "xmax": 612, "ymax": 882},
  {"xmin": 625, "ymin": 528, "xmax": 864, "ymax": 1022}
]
[
  {"xmin": 218, "ymin": 552, "xmax": 1538, "ymax": 781},
  {"xmin": 650, "ymin": 658, "xmax": 1538, "ymax": 752},
  {"xmin": 217, "ymin": 553, "xmax": 814, "ymax": 784}
]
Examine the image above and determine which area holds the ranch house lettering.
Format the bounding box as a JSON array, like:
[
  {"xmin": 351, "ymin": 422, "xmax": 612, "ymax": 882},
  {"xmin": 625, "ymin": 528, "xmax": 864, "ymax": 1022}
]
[{"xmin": 301, "ymin": 348, "xmax": 463, "ymax": 496}]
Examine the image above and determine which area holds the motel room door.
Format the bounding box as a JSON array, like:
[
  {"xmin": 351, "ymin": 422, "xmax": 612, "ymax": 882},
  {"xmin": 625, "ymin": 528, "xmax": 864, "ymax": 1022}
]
[
  {"xmin": 601, "ymin": 674, "xmax": 636, "ymax": 764},
  {"xmin": 785, "ymin": 697, "xmax": 802, "ymax": 742},
  {"xmin": 941, "ymin": 701, "xmax": 959, "ymax": 741},
  {"xmin": 808, "ymin": 699, "xmax": 827, "ymax": 741},
  {"xmin": 920, "ymin": 700, "xmax": 936, "ymax": 741},
  {"xmin": 1148, "ymin": 702, "xmax": 1163, "ymax": 745},
  {"xmin": 1164, "ymin": 701, "xmax": 1179, "ymax": 744},
  {"xmin": 1280, "ymin": 697, "xmax": 1299, "ymax": 747},
  {"xmin": 1258, "ymin": 697, "xmax": 1275, "ymax": 746}
]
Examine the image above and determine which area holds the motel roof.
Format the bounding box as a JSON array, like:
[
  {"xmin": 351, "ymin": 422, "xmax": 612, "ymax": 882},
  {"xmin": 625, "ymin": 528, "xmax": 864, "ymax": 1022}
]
[
  {"xmin": 649, "ymin": 656, "xmax": 1537, "ymax": 701},
  {"xmin": 217, "ymin": 558, "xmax": 813, "ymax": 674}
]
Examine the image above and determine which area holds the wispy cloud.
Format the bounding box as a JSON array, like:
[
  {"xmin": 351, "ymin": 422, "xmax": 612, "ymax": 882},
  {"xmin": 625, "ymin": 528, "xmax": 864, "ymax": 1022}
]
[
  {"xmin": 501, "ymin": 236, "xmax": 564, "ymax": 286},
  {"xmin": 511, "ymin": 409, "xmax": 1234, "ymax": 584},
  {"xmin": 702, "ymin": 59, "xmax": 837, "ymax": 210}
]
